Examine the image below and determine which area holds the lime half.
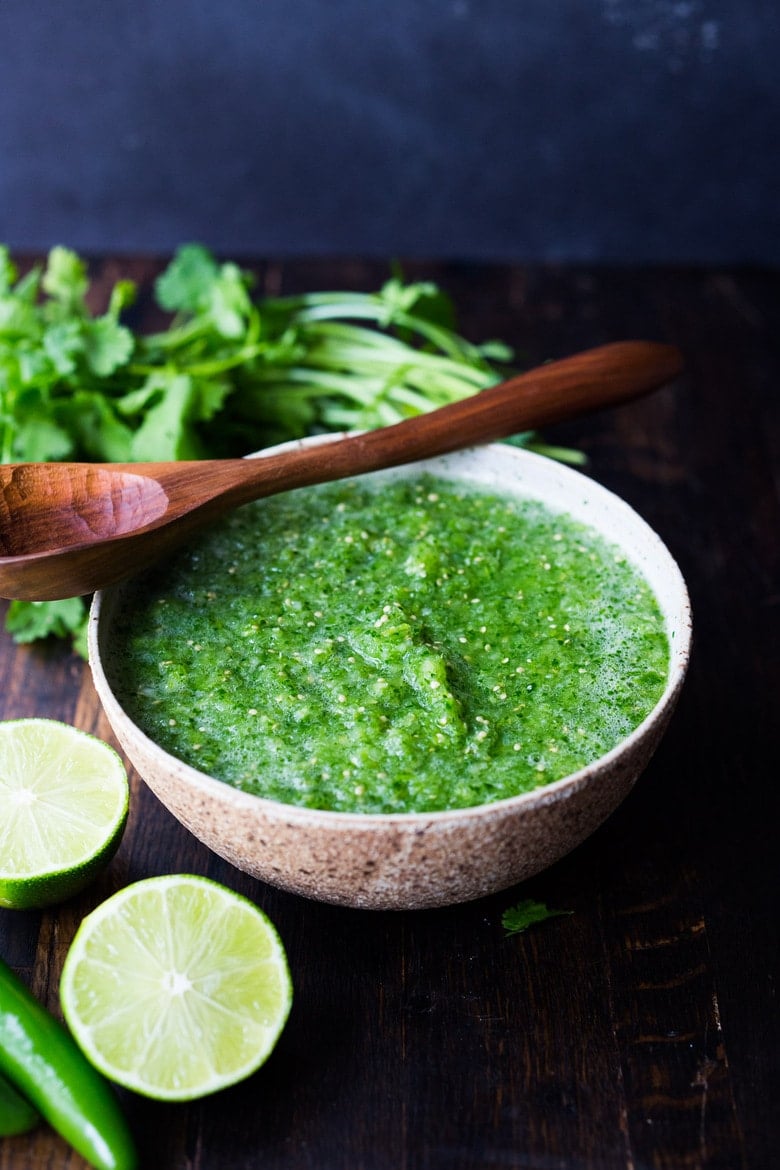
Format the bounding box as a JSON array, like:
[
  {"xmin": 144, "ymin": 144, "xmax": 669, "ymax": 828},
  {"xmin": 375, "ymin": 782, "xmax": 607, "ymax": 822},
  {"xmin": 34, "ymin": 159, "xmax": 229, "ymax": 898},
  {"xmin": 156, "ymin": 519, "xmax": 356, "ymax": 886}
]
[
  {"xmin": 60, "ymin": 874, "xmax": 293, "ymax": 1101},
  {"xmin": 0, "ymin": 719, "xmax": 129, "ymax": 910}
]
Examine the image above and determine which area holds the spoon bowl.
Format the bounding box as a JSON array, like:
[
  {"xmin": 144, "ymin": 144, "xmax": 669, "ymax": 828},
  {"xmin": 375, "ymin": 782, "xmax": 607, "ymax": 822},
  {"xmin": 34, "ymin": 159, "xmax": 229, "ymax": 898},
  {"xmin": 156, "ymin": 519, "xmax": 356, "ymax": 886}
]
[{"xmin": 0, "ymin": 341, "xmax": 682, "ymax": 600}]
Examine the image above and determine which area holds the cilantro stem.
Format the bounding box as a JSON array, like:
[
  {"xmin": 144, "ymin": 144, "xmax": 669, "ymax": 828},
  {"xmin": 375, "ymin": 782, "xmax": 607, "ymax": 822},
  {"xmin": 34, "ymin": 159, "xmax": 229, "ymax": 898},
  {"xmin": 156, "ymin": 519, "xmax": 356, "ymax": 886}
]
[
  {"xmin": 267, "ymin": 293, "xmax": 492, "ymax": 366},
  {"xmin": 129, "ymin": 343, "xmax": 267, "ymax": 380}
]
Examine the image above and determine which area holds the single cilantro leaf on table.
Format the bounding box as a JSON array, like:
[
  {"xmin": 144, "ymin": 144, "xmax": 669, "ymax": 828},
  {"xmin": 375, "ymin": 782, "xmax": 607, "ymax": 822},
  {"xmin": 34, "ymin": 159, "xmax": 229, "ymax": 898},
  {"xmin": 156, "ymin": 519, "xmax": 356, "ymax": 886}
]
[{"xmin": 501, "ymin": 898, "xmax": 573, "ymax": 937}]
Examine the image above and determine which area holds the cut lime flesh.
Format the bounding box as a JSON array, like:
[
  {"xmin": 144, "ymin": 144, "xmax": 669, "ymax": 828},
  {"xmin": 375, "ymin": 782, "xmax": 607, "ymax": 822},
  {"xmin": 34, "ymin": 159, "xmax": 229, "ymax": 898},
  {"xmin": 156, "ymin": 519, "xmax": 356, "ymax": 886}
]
[
  {"xmin": 0, "ymin": 719, "xmax": 129, "ymax": 909},
  {"xmin": 60, "ymin": 874, "xmax": 293, "ymax": 1101}
]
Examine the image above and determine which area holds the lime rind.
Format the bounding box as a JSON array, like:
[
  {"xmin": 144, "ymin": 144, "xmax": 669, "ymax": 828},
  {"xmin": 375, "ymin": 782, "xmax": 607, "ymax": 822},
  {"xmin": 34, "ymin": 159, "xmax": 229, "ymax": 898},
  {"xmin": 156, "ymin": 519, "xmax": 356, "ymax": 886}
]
[
  {"xmin": 0, "ymin": 719, "xmax": 129, "ymax": 910},
  {"xmin": 60, "ymin": 874, "xmax": 293, "ymax": 1101}
]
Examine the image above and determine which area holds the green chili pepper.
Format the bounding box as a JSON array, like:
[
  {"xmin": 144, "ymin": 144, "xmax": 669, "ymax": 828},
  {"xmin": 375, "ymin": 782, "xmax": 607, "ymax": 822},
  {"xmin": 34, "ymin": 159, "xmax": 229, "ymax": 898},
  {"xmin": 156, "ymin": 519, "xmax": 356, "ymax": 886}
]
[
  {"xmin": 0, "ymin": 957, "xmax": 137, "ymax": 1170},
  {"xmin": 0, "ymin": 1068, "xmax": 38, "ymax": 1136}
]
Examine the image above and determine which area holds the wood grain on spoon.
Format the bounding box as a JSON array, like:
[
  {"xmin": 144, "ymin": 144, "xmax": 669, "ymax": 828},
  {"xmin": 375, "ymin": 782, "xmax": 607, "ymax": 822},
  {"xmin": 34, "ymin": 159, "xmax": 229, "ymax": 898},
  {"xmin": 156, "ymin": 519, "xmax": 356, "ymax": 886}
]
[{"xmin": 0, "ymin": 341, "xmax": 683, "ymax": 601}]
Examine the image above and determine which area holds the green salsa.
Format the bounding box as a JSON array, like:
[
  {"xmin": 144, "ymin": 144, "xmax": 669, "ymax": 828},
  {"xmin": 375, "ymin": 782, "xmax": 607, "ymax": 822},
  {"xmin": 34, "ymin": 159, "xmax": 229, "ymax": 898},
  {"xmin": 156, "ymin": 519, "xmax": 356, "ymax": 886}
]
[{"xmin": 108, "ymin": 473, "xmax": 669, "ymax": 814}]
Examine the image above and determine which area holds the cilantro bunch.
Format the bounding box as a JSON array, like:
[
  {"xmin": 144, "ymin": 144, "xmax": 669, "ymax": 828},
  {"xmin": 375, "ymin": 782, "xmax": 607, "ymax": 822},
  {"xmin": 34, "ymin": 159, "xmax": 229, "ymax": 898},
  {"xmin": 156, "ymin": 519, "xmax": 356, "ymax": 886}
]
[{"xmin": 1, "ymin": 243, "xmax": 580, "ymax": 651}]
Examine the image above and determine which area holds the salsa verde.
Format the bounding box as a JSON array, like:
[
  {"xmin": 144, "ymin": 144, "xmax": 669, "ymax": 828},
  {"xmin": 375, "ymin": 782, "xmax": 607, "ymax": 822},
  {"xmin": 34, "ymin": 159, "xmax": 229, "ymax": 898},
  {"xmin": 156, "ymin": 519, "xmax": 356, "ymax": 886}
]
[{"xmin": 108, "ymin": 473, "xmax": 669, "ymax": 814}]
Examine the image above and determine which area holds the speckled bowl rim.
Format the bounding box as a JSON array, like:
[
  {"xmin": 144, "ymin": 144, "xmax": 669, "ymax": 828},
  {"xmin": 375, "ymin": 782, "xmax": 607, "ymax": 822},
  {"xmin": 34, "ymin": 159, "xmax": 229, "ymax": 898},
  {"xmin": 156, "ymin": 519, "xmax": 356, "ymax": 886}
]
[{"xmin": 89, "ymin": 439, "xmax": 692, "ymax": 832}]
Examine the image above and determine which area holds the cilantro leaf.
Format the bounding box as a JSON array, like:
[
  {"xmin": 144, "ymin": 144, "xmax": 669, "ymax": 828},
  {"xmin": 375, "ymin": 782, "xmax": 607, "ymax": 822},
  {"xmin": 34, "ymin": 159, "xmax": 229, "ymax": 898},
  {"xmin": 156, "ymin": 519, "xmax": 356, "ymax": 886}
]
[
  {"xmin": 82, "ymin": 315, "xmax": 134, "ymax": 377},
  {"xmin": 43, "ymin": 320, "xmax": 83, "ymax": 375},
  {"xmin": 501, "ymin": 898, "xmax": 573, "ymax": 937},
  {"xmin": 55, "ymin": 391, "xmax": 133, "ymax": 462},
  {"xmin": 41, "ymin": 246, "xmax": 89, "ymax": 314},
  {"xmin": 128, "ymin": 372, "xmax": 211, "ymax": 461},
  {"xmin": 7, "ymin": 411, "xmax": 74, "ymax": 462},
  {"xmin": 154, "ymin": 243, "xmax": 220, "ymax": 313},
  {"xmin": 207, "ymin": 262, "xmax": 254, "ymax": 339},
  {"xmin": 5, "ymin": 598, "xmax": 88, "ymax": 649},
  {"xmin": 154, "ymin": 246, "xmax": 253, "ymax": 340},
  {"xmin": 377, "ymin": 276, "xmax": 456, "ymax": 331}
]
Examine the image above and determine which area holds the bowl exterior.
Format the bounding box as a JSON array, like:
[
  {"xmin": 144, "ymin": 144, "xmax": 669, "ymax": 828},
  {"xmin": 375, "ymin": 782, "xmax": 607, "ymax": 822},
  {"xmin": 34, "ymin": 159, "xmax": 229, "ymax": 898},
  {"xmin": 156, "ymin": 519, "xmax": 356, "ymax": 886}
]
[{"xmin": 89, "ymin": 442, "xmax": 691, "ymax": 910}]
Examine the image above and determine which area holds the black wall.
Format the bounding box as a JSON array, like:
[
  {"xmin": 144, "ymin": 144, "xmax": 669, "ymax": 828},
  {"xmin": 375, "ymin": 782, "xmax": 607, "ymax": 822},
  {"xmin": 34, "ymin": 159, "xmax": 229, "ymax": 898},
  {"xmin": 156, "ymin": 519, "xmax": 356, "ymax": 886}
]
[{"xmin": 1, "ymin": 1, "xmax": 777, "ymax": 264}]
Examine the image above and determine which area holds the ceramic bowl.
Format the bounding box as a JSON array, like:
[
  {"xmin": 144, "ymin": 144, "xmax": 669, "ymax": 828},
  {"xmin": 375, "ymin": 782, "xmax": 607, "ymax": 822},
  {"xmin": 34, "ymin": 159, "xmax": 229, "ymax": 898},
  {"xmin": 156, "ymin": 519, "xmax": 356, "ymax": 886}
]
[{"xmin": 89, "ymin": 440, "xmax": 691, "ymax": 911}]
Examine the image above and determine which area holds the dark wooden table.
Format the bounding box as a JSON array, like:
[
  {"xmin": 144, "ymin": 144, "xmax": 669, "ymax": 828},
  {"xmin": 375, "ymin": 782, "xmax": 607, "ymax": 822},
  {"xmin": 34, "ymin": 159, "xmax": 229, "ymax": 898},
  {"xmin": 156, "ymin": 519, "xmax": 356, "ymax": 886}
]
[{"xmin": 1, "ymin": 260, "xmax": 777, "ymax": 1170}]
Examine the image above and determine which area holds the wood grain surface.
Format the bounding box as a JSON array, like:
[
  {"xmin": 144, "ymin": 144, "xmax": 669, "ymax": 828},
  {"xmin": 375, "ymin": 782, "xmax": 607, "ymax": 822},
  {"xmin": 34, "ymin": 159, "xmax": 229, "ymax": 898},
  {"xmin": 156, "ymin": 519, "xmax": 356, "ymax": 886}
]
[{"xmin": 1, "ymin": 260, "xmax": 777, "ymax": 1169}]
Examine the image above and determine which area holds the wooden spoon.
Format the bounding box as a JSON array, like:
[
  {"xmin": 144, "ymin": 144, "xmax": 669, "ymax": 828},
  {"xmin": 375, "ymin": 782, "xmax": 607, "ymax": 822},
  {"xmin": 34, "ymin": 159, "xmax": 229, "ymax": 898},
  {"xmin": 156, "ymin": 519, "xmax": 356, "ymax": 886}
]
[{"xmin": 0, "ymin": 340, "xmax": 682, "ymax": 601}]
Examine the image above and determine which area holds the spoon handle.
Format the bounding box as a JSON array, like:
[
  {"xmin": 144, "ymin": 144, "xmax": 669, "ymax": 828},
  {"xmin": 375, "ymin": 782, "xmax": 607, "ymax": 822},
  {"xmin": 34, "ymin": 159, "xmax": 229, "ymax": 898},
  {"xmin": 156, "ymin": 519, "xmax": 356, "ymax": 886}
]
[
  {"xmin": 0, "ymin": 340, "xmax": 683, "ymax": 603},
  {"xmin": 213, "ymin": 340, "xmax": 683, "ymax": 505}
]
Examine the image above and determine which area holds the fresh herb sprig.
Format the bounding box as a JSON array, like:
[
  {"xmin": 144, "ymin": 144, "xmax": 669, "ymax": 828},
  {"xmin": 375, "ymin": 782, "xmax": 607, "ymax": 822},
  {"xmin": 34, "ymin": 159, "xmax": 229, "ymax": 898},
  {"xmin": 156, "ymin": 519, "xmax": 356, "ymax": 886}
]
[
  {"xmin": 501, "ymin": 899, "xmax": 574, "ymax": 937},
  {"xmin": 1, "ymin": 243, "xmax": 582, "ymax": 651}
]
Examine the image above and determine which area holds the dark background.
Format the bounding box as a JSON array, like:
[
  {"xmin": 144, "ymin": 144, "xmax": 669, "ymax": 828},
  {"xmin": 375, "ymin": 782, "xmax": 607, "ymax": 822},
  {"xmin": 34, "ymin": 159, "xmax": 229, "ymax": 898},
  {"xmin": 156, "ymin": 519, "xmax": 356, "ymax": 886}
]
[{"xmin": 1, "ymin": 0, "xmax": 778, "ymax": 265}]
